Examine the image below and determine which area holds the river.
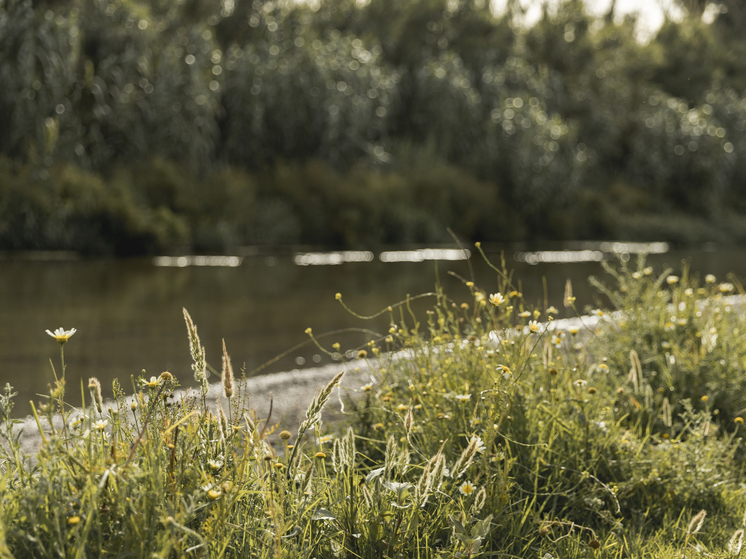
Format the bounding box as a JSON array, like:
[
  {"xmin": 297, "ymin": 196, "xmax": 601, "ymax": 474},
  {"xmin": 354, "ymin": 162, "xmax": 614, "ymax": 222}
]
[{"xmin": 0, "ymin": 242, "xmax": 742, "ymax": 416}]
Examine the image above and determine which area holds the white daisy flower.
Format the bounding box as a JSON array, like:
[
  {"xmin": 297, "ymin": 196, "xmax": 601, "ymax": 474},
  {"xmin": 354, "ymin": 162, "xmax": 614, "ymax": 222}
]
[
  {"xmin": 489, "ymin": 293, "xmax": 505, "ymax": 306},
  {"xmin": 459, "ymin": 481, "xmax": 477, "ymax": 496},
  {"xmin": 45, "ymin": 327, "xmax": 77, "ymax": 344}
]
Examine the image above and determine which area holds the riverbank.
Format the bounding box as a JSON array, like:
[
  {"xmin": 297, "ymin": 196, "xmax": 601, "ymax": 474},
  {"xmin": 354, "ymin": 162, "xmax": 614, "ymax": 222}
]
[
  {"xmin": 8, "ymin": 312, "xmax": 616, "ymax": 457},
  {"xmin": 9, "ymin": 360, "xmax": 374, "ymax": 458},
  {"xmin": 3, "ymin": 265, "xmax": 746, "ymax": 557}
]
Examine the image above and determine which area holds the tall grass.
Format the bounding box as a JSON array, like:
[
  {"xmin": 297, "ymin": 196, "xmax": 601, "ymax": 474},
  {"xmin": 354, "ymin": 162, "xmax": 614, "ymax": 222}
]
[{"xmin": 2, "ymin": 250, "xmax": 746, "ymax": 557}]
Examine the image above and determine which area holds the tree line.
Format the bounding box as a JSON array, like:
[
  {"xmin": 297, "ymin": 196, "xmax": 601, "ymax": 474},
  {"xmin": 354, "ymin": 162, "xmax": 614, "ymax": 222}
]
[{"xmin": 2, "ymin": 0, "xmax": 746, "ymax": 254}]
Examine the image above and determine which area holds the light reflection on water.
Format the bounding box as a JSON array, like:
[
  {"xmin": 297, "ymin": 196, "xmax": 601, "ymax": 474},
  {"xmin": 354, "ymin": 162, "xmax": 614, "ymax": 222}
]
[{"xmin": 0, "ymin": 244, "xmax": 743, "ymax": 416}]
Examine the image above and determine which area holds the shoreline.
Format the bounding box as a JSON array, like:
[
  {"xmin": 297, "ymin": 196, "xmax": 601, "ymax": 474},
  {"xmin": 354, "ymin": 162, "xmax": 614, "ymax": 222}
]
[
  {"xmin": 8, "ymin": 360, "xmax": 374, "ymax": 458},
  {"xmin": 9, "ymin": 294, "xmax": 744, "ymax": 458}
]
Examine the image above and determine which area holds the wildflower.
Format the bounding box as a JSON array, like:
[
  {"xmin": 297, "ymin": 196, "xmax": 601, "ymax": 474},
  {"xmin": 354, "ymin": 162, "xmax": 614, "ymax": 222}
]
[
  {"xmin": 490, "ymin": 293, "xmax": 505, "ymax": 306},
  {"xmin": 735, "ymin": 417, "xmax": 744, "ymax": 425},
  {"xmin": 460, "ymin": 302, "xmax": 470, "ymax": 310},
  {"xmin": 587, "ymin": 387, "xmax": 597, "ymax": 395},
  {"xmin": 279, "ymin": 430, "xmax": 292, "ymax": 440},
  {"xmin": 719, "ymin": 282, "xmax": 735, "ymax": 293},
  {"xmin": 373, "ymin": 423, "xmax": 384, "ymax": 431},
  {"xmin": 357, "ymin": 350, "xmax": 367, "ymax": 359},
  {"xmin": 643, "ymin": 267, "xmax": 653, "ymax": 275},
  {"xmin": 705, "ymin": 274, "xmax": 716, "ymax": 284},
  {"xmin": 528, "ymin": 321, "xmax": 540, "ymax": 334},
  {"xmin": 141, "ymin": 376, "xmax": 161, "ymax": 389},
  {"xmin": 314, "ymin": 451, "xmax": 327, "ymax": 459},
  {"xmin": 519, "ymin": 311, "xmax": 531, "ymax": 318},
  {"xmin": 397, "ymin": 403, "xmax": 408, "ymax": 411},
  {"xmin": 664, "ymin": 322, "xmax": 675, "ymax": 332},
  {"xmin": 510, "ymin": 290, "xmax": 522, "ymax": 298},
  {"xmin": 466, "ymin": 281, "xmax": 474, "ymax": 288},
  {"xmin": 474, "ymin": 435, "xmax": 486, "ymax": 453},
  {"xmin": 361, "ymin": 383, "xmax": 373, "ymax": 392},
  {"xmin": 573, "ymin": 379, "xmax": 588, "ymax": 388},
  {"xmin": 632, "ymin": 271, "xmax": 643, "ymax": 279},
  {"xmin": 46, "ymin": 327, "xmax": 77, "ymax": 344},
  {"xmin": 273, "ymin": 462, "xmax": 284, "ymax": 470},
  {"xmin": 497, "ymin": 364, "xmax": 512, "ymax": 379},
  {"xmin": 455, "ymin": 394, "xmax": 472, "ymax": 402},
  {"xmin": 207, "ymin": 459, "xmax": 223, "ymax": 470},
  {"xmin": 68, "ymin": 516, "xmax": 81, "ymax": 525},
  {"xmin": 684, "ymin": 288, "xmax": 693, "ymax": 297},
  {"xmin": 459, "ymin": 481, "xmax": 477, "ymax": 496},
  {"xmin": 592, "ymin": 309, "xmax": 604, "ymax": 317},
  {"xmin": 93, "ymin": 420, "xmax": 107, "ymax": 431},
  {"xmin": 546, "ymin": 306, "xmax": 559, "ymax": 315},
  {"xmin": 335, "ymin": 292, "xmax": 342, "ymax": 300},
  {"xmin": 569, "ymin": 327, "xmax": 579, "ymax": 335},
  {"xmin": 207, "ymin": 489, "xmax": 222, "ymax": 501},
  {"xmin": 319, "ymin": 434, "xmax": 333, "ymax": 444},
  {"xmin": 130, "ymin": 401, "xmax": 137, "ymax": 411},
  {"xmin": 598, "ymin": 363, "xmax": 609, "ymax": 372},
  {"xmin": 701, "ymin": 395, "xmax": 709, "ymax": 403},
  {"xmin": 304, "ymin": 327, "xmax": 312, "ymax": 335},
  {"xmin": 666, "ymin": 275, "xmax": 679, "ymax": 285}
]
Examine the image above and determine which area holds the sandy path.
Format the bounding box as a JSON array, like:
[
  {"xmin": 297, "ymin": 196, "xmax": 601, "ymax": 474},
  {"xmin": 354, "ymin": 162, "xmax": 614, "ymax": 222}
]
[{"xmin": 8, "ymin": 360, "xmax": 374, "ymax": 459}]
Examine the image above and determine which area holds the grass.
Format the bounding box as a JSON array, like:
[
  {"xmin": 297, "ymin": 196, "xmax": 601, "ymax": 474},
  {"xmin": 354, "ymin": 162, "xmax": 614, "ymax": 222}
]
[{"xmin": 2, "ymin": 248, "xmax": 746, "ymax": 557}]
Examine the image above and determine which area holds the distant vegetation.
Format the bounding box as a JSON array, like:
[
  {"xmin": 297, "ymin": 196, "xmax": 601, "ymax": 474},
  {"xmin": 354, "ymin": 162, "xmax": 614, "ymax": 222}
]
[{"xmin": 3, "ymin": 0, "xmax": 746, "ymax": 254}]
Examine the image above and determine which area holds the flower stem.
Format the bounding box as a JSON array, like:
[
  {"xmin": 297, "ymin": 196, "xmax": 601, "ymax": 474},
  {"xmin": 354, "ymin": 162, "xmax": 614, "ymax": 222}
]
[{"xmin": 59, "ymin": 343, "xmax": 66, "ymax": 379}]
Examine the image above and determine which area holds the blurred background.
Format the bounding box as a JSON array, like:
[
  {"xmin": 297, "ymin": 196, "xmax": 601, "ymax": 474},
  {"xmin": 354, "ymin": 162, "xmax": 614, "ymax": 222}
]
[
  {"xmin": 2, "ymin": 0, "xmax": 746, "ymax": 252},
  {"xmin": 2, "ymin": 0, "xmax": 746, "ymax": 413}
]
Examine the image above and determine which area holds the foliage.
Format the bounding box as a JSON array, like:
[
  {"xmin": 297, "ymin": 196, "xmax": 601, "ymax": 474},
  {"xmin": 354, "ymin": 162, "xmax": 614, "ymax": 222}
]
[
  {"xmin": 4, "ymin": 254, "xmax": 746, "ymax": 556},
  {"xmin": 4, "ymin": 0, "xmax": 746, "ymax": 251}
]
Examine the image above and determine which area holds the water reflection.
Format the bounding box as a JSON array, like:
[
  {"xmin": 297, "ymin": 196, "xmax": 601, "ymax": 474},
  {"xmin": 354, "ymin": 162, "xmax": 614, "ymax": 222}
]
[{"xmin": 0, "ymin": 245, "xmax": 744, "ymax": 416}]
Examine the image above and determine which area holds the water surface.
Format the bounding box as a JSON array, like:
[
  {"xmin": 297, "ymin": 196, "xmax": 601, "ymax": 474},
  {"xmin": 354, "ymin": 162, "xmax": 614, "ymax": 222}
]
[{"xmin": 1, "ymin": 244, "xmax": 742, "ymax": 416}]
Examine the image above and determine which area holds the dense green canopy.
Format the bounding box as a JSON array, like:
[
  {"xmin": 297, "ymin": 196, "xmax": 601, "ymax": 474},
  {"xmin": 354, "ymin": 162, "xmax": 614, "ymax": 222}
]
[{"xmin": 2, "ymin": 0, "xmax": 746, "ymax": 253}]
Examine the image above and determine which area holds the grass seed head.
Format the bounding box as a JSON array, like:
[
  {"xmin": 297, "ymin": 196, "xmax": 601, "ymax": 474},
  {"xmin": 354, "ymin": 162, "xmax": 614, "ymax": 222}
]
[
  {"xmin": 404, "ymin": 405, "xmax": 413, "ymax": 437},
  {"xmin": 221, "ymin": 339, "xmax": 234, "ymax": 399},
  {"xmin": 88, "ymin": 377, "xmax": 103, "ymax": 414},
  {"xmin": 729, "ymin": 529, "xmax": 744, "ymax": 556},
  {"xmin": 687, "ymin": 509, "xmax": 707, "ymax": 536},
  {"xmin": 183, "ymin": 308, "xmax": 207, "ymax": 393},
  {"xmin": 452, "ymin": 434, "xmax": 480, "ymax": 479}
]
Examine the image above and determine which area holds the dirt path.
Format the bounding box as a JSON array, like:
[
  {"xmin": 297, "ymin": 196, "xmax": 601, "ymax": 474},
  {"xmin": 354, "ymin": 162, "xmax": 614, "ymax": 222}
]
[{"xmin": 9, "ymin": 360, "xmax": 374, "ymax": 458}]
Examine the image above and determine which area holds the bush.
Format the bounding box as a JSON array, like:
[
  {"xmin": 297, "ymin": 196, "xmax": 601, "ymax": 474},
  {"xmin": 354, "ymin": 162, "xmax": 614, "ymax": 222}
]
[{"xmin": 0, "ymin": 158, "xmax": 189, "ymax": 255}]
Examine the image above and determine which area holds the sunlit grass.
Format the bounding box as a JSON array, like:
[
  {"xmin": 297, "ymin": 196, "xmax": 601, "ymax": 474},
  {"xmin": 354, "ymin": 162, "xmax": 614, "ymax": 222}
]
[{"xmin": 2, "ymin": 249, "xmax": 746, "ymax": 557}]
